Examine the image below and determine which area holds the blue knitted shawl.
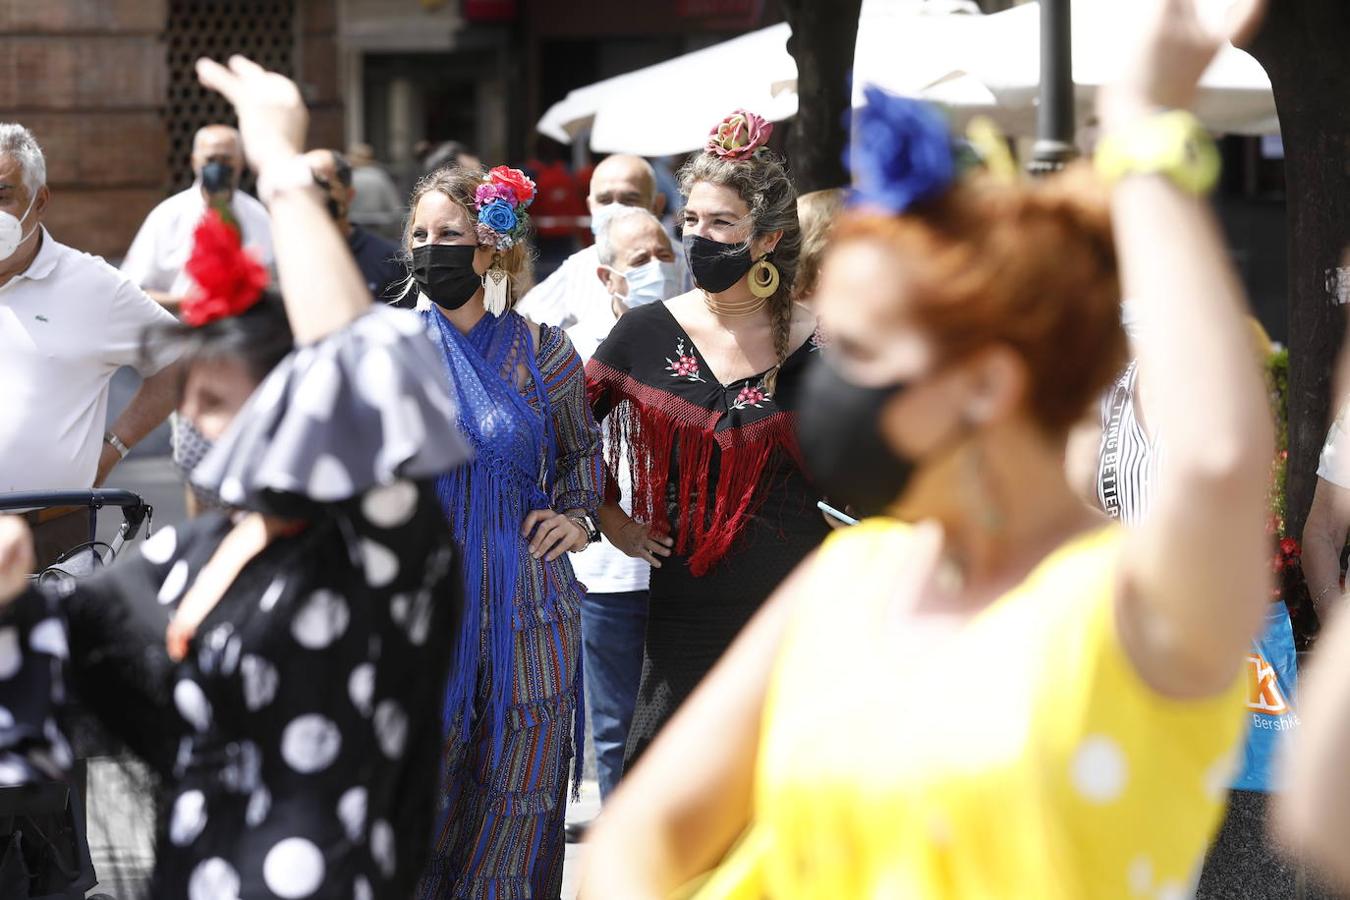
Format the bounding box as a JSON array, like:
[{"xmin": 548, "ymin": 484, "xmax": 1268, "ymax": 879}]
[{"xmin": 426, "ymin": 308, "xmax": 557, "ymax": 757}]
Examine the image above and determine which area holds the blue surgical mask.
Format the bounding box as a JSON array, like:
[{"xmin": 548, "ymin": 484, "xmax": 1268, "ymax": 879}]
[
  {"xmin": 611, "ymin": 259, "xmax": 679, "ymax": 309},
  {"xmin": 590, "ymin": 202, "xmax": 622, "ymax": 237}
]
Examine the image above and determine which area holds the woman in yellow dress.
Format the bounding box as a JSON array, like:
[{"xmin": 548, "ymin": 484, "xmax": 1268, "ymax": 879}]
[{"xmin": 579, "ymin": 1, "xmax": 1274, "ymax": 897}]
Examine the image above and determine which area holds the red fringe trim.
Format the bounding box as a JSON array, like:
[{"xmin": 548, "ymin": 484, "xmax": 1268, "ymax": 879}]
[{"xmin": 588, "ymin": 359, "xmax": 803, "ymax": 576}]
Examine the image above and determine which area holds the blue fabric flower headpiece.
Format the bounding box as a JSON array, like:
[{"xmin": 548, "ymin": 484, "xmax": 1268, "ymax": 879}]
[{"xmin": 847, "ymin": 85, "xmax": 958, "ymax": 215}]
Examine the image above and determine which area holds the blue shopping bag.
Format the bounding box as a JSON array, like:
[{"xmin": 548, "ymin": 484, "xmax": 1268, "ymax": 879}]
[{"xmin": 1230, "ymin": 601, "xmax": 1300, "ymax": 793}]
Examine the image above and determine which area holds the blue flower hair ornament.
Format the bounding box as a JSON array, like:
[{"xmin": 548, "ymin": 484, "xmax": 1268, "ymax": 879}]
[{"xmin": 847, "ymin": 85, "xmax": 960, "ymax": 215}]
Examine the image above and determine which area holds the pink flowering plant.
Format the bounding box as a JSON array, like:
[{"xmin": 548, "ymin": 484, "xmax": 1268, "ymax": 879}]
[
  {"xmin": 706, "ymin": 110, "xmax": 773, "ymax": 161},
  {"xmin": 473, "ymin": 165, "xmax": 537, "ymax": 251}
]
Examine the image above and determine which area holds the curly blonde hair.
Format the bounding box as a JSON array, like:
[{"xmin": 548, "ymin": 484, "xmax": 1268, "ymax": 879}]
[
  {"xmin": 793, "ymin": 188, "xmax": 844, "ymax": 305},
  {"xmin": 402, "ymin": 165, "xmax": 535, "ymax": 307}
]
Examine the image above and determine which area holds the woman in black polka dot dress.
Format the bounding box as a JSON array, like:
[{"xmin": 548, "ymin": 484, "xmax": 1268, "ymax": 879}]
[{"xmin": 0, "ymin": 57, "xmax": 471, "ymax": 898}]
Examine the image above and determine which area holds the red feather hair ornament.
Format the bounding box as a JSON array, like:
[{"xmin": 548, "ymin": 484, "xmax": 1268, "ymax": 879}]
[{"xmin": 180, "ymin": 210, "xmax": 269, "ymax": 327}]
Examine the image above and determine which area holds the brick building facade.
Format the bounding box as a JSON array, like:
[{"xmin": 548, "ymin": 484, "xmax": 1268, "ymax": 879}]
[{"xmin": 5, "ymin": 0, "xmax": 342, "ymax": 262}]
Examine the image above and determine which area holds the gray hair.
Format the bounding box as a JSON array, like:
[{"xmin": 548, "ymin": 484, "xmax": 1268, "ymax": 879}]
[
  {"xmin": 0, "ymin": 124, "xmax": 47, "ymax": 195},
  {"xmin": 595, "ymin": 206, "xmax": 664, "ymax": 268}
]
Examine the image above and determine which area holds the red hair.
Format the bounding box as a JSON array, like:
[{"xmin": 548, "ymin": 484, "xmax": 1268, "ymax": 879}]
[{"xmin": 834, "ymin": 165, "xmax": 1126, "ymax": 435}]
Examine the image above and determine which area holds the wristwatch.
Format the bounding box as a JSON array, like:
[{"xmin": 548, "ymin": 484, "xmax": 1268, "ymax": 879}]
[
  {"xmin": 104, "ymin": 431, "xmax": 131, "ymax": 460},
  {"xmin": 1095, "ymin": 109, "xmax": 1221, "ymax": 196},
  {"xmin": 568, "ymin": 512, "xmax": 601, "ymax": 546}
]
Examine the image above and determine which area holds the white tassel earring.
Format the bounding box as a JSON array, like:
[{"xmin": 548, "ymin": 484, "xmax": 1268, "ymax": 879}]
[{"xmin": 483, "ymin": 267, "xmax": 509, "ymax": 316}]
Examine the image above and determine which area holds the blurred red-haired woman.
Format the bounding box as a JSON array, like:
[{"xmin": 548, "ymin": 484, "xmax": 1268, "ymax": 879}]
[{"xmin": 580, "ymin": 1, "xmax": 1273, "ymax": 897}]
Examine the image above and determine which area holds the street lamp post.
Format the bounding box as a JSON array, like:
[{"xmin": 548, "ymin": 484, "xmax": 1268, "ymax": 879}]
[{"xmin": 1029, "ymin": 0, "xmax": 1078, "ymax": 175}]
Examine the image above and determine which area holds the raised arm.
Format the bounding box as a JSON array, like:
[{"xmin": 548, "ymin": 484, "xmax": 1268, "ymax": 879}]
[
  {"xmin": 1107, "ymin": 0, "xmax": 1274, "ymax": 696},
  {"xmin": 195, "ymin": 56, "xmax": 370, "ymax": 345}
]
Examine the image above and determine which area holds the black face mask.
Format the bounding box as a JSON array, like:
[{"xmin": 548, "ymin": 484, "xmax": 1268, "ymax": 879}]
[
  {"xmin": 200, "ymin": 160, "xmax": 235, "ymax": 196},
  {"xmin": 798, "ymin": 354, "xmax": 970, "ymax": 520},
  {"xmin": 683, "ymin": 232, "xmax": 754, "ymax": 294},
  {"xmin": 312, "ymin": 175, "xmax": 346, "ymax": 222},
  {"xmin": 411, "ymin": 244, "xmax": 481, "ymax": 310},
  {"xmin": 797, "ymin": 357, "xmax": 914, "ymax": 518}
]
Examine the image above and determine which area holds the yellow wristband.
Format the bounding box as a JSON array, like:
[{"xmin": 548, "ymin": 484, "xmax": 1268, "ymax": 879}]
[{"xmin": 1095, "ymin": 110, "xmax": 1220, "ymax": 196}]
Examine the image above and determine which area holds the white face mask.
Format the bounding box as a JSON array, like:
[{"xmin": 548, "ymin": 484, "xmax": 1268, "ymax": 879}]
[
  {"xmin": 608, "ymin": 258, "xmax": 680, "ymax": 309},
  {"xmin": 0, "ymin": 190, "xmax": 38, "ymax": 262},
  {"xmin": 590, "ymin": 201, "xmax": 624, "ymax": 238}
]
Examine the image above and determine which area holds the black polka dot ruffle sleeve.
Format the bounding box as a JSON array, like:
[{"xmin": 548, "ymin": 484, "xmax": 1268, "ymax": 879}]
[{"xmin": 0, "ymin": 307, "xmax": 471, "ymax": 898}]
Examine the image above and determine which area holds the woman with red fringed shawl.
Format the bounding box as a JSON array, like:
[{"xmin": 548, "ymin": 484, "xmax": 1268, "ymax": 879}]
[{"xmin": 586, "ymin": 111, "xmax": 828, "ymax": 770}]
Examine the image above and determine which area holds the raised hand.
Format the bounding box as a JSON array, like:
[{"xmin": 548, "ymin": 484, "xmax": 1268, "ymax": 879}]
[
  {"xmin": 1102, "ymin": 0, "xmax": 1267, "ymax": 127},
  {"xmin": 0, "ymin": 516, "xmax": 35, "ymax": 605},
  {"xmin": 195, "ymin": 55, "xmax": 308, "ymax": 174}
]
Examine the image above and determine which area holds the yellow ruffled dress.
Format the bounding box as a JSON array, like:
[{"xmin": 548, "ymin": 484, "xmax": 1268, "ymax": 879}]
[{"xmin": 694, "ymin": 520, "xmax": 1246, "ymax": 899}]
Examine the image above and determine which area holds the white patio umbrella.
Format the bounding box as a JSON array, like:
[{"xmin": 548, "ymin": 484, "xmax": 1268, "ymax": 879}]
[
  {"xmin": 915, "ymin": 0, "xmax": 1278, "ymax": 136},
  {"xmin": 537, "ymin": 24, "xmax": 794, "ymax": 149},
  {"xmin": 536, "ymin": 70, "xmax": 642, "ymax": 145},
  {"xmin": 586, "ymin": 23, "xmax": 799, "ymax": 156},
  {"xmin": 535, "ymin": 0, "xmax": 982, "ymax": 157}
]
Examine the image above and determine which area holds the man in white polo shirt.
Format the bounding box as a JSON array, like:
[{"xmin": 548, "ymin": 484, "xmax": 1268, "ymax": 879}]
[
  {"xmin": 120, "ymin": 123, "xmax": 274, "ymax": 309},
  {"xmin": 0, "ymin": 124, "xmax": 179, "ymax": 568}
]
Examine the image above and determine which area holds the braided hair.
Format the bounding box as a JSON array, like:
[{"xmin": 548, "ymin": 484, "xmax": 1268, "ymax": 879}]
[{"xmin": 678, "ymin": 150, "xmax": 801, "ymax": 391}]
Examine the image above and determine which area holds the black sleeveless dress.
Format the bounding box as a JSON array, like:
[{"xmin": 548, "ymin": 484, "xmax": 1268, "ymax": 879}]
[{"xmin": 586, "ymin": 303, "xmax": 828, "ymax": 767}]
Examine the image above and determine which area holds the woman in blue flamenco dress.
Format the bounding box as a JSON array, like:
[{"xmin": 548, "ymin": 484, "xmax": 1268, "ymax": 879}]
[{"xmin": 405, "ymin": 163, "xmax": 603, "ymax": 899}]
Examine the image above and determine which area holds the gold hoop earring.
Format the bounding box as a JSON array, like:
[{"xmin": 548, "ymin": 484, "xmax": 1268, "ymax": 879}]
[{"xmin": 748, "ymin": 257, "xmax": 780, "ymax": 299}]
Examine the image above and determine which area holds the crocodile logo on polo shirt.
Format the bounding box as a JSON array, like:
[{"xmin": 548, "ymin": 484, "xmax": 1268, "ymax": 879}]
[{"xmin": 34, "ymin": 314, "xmax": 48, "ymax": 322}]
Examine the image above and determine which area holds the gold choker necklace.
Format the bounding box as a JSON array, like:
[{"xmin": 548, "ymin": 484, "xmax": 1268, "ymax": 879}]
[{"xmin": 702, "ymin": 292, "xmax": 767, "ymax": 318}]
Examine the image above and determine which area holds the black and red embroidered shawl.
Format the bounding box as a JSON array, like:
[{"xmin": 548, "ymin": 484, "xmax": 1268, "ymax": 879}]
[{"xmin": 586, "ymin": 302, "xmax": 822, "ymax": 576}]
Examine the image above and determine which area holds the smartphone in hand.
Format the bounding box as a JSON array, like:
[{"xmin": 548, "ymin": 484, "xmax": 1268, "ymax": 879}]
[{"xmin": 817, "ymin": 500, "xmax": 859, "ymax": 527}]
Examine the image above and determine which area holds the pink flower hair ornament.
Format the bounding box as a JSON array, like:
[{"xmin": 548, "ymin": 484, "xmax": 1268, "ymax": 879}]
[
  {"xmin": 706, "ymin": 110, "xmax": 773, "ymax": 161},
  {"xmin": 472, "ymin": 165, "xmax": 537, "ymax": 251}
]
